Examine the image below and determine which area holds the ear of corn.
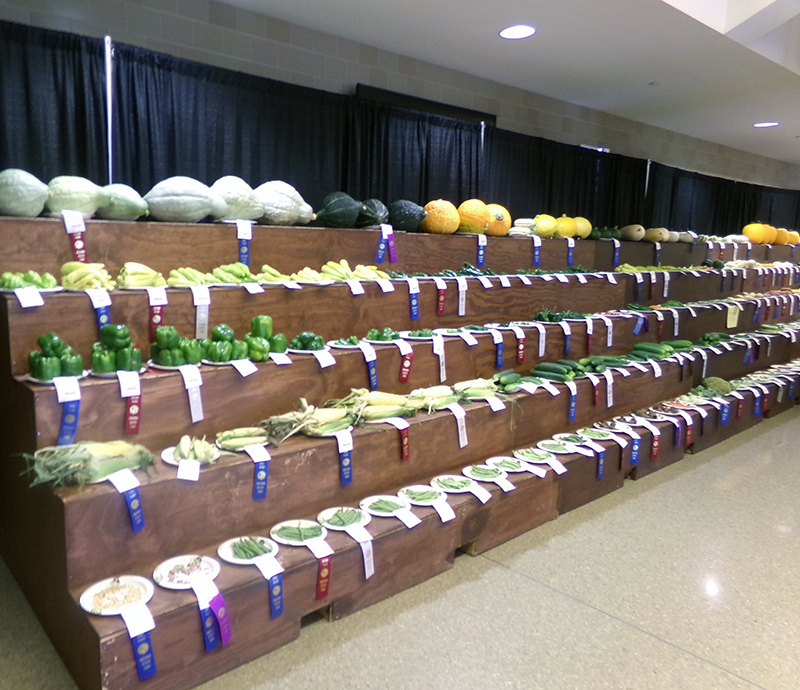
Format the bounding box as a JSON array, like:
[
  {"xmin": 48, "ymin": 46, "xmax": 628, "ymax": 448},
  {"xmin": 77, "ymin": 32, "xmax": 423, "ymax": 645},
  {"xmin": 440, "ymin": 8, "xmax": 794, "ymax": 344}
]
[
  {"xmin": 452, "ymin": 378, "xmax": 495, "ymax": 393},
  {"xmin": 361, "ymin": 391, "xmax": 410, "ymax": 406},
  {"xmin": 359, "ymin": 405, "xmax": 416, "ymax": 421},
  {"xmin": 409, "ymin": 385, "xmax": 453, "ymax": 399},
  {"xmin": 24, "ymin": 441, "xmax": 154, "ymax": 487}
]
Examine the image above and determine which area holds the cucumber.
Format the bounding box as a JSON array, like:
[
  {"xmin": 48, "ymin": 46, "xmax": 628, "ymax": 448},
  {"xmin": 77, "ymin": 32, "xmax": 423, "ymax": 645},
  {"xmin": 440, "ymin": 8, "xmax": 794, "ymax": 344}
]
[
  {"xmin": 531, "ymin": 370, "xmax": 572, "ymax": 383},
  {"xmin": 557, "ymin": 359, "xmax": 585, "ymax": 373},
  {"xmin": 632, "ymin": 342, "xmax": 673, "ymax": 355},
  {"xmin": 534, "ymin": 362, "xmax": 573, "ymax": 376},
  {"xmin": 497, "ymin": 372, "xmax": 522, "ymax": 386}
]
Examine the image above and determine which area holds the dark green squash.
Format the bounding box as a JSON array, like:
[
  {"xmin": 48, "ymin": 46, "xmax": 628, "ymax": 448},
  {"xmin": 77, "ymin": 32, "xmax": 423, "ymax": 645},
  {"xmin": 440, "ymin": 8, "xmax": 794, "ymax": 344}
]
[
  {"xmin": 355, "ymin": 198, "xmax": 389, "ymax": 228},
  {"xmin": 315, "ymin": 191, "xmax": 364, "ymax": 228},
  {"xmin": 388, "ymin": 199, "xmax": 427, "ymax": 232}
]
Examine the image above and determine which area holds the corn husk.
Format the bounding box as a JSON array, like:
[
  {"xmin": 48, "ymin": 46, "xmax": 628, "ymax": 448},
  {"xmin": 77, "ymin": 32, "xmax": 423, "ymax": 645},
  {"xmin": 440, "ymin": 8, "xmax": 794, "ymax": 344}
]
[
  {"xmin": 259, "ymin": 398, "xmax": 354, "ymax": 443},
  {"xmin": 24, "ymin": 440, "xmax": 154, "ymax": 488}
]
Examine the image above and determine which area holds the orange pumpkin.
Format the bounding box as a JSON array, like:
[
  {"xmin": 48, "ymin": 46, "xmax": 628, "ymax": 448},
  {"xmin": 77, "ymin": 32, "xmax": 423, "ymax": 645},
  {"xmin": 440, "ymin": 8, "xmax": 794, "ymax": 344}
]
[
  {"xmin": 763, "ymin": 224, "xmax": 778, "ymax": 244},
  {"xmin": 774, "ymin": 228, "xmax": 789, "ymax": 245},
  {"xmin": 456, "ymin": 199, "xmax": 490, "ymax": 234},
  {"xmin": 418, "ymin": 199, "xmax": 460, "ymax": 234},
  {"xmin": 485, "ymin": 203, "xmax": 512, "ymax": 236}
]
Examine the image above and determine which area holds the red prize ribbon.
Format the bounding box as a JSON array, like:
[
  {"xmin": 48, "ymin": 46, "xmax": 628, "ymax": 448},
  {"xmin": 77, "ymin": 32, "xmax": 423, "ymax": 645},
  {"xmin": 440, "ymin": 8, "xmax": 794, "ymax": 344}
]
[
  {"xmin": 149, "ymin": 306, "xmax": 163, "ymax": 344},
  {"xmin": 316, "ymin": 556, "xmax": 332, "ymax": 600},
  {"xmin": 399, "ymin": 352, "xmax": 413, "ymax": 383},
  {"xmin": 124, "ymin": 395, "xmax": 142, "ymax": 435}
]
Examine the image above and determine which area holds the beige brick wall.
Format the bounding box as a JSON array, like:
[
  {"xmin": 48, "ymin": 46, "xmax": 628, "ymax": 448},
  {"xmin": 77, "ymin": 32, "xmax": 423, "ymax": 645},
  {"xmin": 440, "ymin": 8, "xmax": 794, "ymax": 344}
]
[{"xmin": 2, "ymin": 0, "xmax": 799, "ymax": 189}]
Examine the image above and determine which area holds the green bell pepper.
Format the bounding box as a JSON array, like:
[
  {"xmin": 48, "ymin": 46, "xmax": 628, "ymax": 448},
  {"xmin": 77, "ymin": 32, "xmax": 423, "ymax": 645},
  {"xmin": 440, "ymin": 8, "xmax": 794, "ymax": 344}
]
[
  {"xmin": 115, "ymin": 345, "xmax": 142, "ymax": 372},
  {"xmin": 31, "ymin": 353, "xmax": 62, "ymax": 381},
  {"xmin": 91, "ymin": 347, "xmax": 116, "ymax": 374},
  {"xmin": 268, "ymin": 333, "xmax": 289, "ymax": 353},
  {"xmin": 365, "ymin": 328, "xmax": 380, "ymax": 341},
  {"xmin": 59, "ymin": 351, "xmax": 84, "ymax": 377},
  {"xmin": 179, "ymin": 338, "xmax": 204, "ymax": 365},
  {"xmin": 250, "ymin": 315, "xmax": 274, "ymax": 340},
  {"xmin": 244, "ymin": 334, "xmax": 270, "ymax": 362},
  {"xmin": 205, "ymin": 340, "xmax": 233, "ymax": 363},
  {"xmin": 5, "ymin": 273, "xmax": 26, "ymax": 290},
  {"xmin": 37, "ymin": 332, "xmax": 66, "ymax": 357},
  {"xmin": 100, "ymin": 324, "xmax": 132, "ymax": 350},
  {"xmin": 211, "ymin": 324, "xmax": 235, "ymax": 343},
  {"xmin": 230, "ymin": 339, "xmax": 249, "ymax": 360},
  {"xmin": 155, "ymin": 325, "xmax": 180, "ymax": 350},
  {"xmin": 156, "ymin": 347, "xmax": 185, "ymax": 367},
  {"xmin": 288, "ymin": 336, "xmax": 302, "ymax": 350}
]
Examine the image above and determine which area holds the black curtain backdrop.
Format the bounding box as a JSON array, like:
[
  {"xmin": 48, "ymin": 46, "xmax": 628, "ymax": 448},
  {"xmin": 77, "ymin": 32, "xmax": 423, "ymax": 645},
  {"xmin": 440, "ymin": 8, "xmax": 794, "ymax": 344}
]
[
  {"xmin": 0, "ymin": 22, "xmax": 107, "ymax": 183},
  {"xmin": 645, "ymin": 162, "xmax": 800, "ymax": 235},
  {"xmin": 2, "ymin": 19, "xmax": 800, "ymax": 234}
]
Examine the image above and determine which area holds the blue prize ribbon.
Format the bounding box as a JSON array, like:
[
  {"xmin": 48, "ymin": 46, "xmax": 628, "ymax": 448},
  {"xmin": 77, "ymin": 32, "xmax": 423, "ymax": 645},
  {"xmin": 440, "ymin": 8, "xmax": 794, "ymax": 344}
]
[
  {"xmin": 564, "ymin": 332, "xmax": 571, "ymax": 357},
  {"xmin": 752, "ymin": 304, "xmax": 761, "ymax": 322},
  {"xmin": 476, "ymin": 241, "xmax": 486, "ymax": 268},
  {"xmin": 612, "ymin": 242, "xmax": 620, "ymax": 266},
  {"xmin": 95, "ymin": 305, "xmax": 110, "ymax": 331},
  {"xmin": 633, "ymin": 314, "xmax": 645, "ymax": 335},
  {"xmin": 57, "ymin": 399, "xmax": 81, "ymax": 446},
  {"xmin": 629, "ymin": 438, "xmax": 640, "ymax": 466},
  {"xmin": 789, "ymin": 381, "xmax": 796, "ymax": 401},
  {"xmin": 568, "ymin": 391, "xmax": 577, "ymax": 421},
  {"xmin": 253, "ymin": 461, "xmax": 269, "ymax": 500},
  {"xmin": 596, "ymin": 450, "xmax": 605, "ymax": 479},
  {"xmin": 720, "ymin": 402, "xmax": 730, "ymax": 425},
  {"xmin": 744, "ymin": 343, "xmax": 753, "ymax": 365},
  {"xmin": 199, "ymin": 607, "xmax": 220, "ymax": 652},
  {"xmin": 636, "ymin": 280, "xmax": 643, "ymax": 302},
  {"xmin": 268, "ymin": 573, "xmax": 284, "ymax": 618},
  {"xmin": 673, "ymin": 422, "xmax": 682, "ymax": 447},
  {"xmin": 132, "ymin": 632, "xmax": 157, "ymax": 680},
  {"xmin": 566, "ymin": 241, "xmax": 574, "ymax": 267},
  {"xmin": 495, "ymin": 342, "xmax": 504, "ymax": 369},
  {"xmin": 340, "ymin": 450, "xmax": 353, "ymax": 485},
  {"xmin": 375, "ymin": 235, "xmax": 388, "ymax": 263},
  {"xmin": 367, "ymin": 359, "xmax": 379, "ymax": 391},
  {"xmin": 757, "ymin": 272, "xmax": 763, "ymax": 289},
  {"xmin": 754, "ymin": 393, "xmax": 763, "ymax": 417},
  {"xmin": 238, "ymin": 238, "xmax": 250, "ymax": 266},
  {"xmin": 654, "ymin": 245, "xmax": 661, "ymax": 266},
  {"xmin": 123, "ymin": 487, "xmax": 145, "ymax": 533},
  {"xmin": 409, "ymin": 292, "xmax": 420, "ymax": 320},
  {"xmin": 532, "ymin": 238, "xmax": 541, "ymax": 266}
]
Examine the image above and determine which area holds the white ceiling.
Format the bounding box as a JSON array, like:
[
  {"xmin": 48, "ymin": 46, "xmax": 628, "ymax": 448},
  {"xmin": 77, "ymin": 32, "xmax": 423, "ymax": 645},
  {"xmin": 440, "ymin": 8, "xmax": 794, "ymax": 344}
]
[{"xmin": 221, "ymin": 0, "xmax": 800, "ymax": 168}]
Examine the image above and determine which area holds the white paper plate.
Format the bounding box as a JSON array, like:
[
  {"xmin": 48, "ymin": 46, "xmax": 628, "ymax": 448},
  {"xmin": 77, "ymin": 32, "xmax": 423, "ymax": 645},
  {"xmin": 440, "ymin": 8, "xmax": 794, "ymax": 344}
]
[
  {"xmin": 90, "ymin": 366, "xmax": 147, "ymax": 378},
  {"xmin": 513, "ymin": 448, "xmax": 558, "ymax": 464},
  {"xmin": 79, "ymin": 575, "xmax": 154, "ymax": 616},
  {"xmin": 463, "ymin": 464, "xmax": 509, "ymax": 482},
  {"xmin": 317, "ymin": 506, "xmax": 371, "ymax": 531},
  {"xmin": 430, "ymin": 474, "xmax": 477, "ymax": 493},
  {"xmin": 360, "ymin": 494, "xmax": 412, "ymax": 517},
  {"xmin": 270, "ymin": 519, "xmax": 328, "ymax": 545},
  {"xmin": 25, "ymin": 369, "xmax": 89, "ymax": 385},
  {"xmin": 160, "ymin": 446, "xmax": 221, "ymax": 467},
  {"xmin": 484, "ymin": 456, "xmax": 528, "ymax": 473},
  {"xmin": 153, "ymin": 555, "xmax": 219, "ymax": 590},
  {"xmin": 286, "ymin": 346, "xmax": 330, "ymax": 355},
  {"xmin": 398, "ymin": 484, "xmax": 445, "ymax": 506},
  {"xmin": 217, "ymin": 536, "xmax": 278, "ymax": 565},
  {"xmin": 536, "ymin": 440, "xmax": 579, "ymax": 454}
]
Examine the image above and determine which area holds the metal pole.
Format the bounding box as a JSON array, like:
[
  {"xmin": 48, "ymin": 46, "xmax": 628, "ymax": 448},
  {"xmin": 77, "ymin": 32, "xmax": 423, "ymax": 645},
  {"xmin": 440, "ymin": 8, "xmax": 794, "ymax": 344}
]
[{"xmin": 104, "ymin": 36, "xmax": 114, "ymax": 184}]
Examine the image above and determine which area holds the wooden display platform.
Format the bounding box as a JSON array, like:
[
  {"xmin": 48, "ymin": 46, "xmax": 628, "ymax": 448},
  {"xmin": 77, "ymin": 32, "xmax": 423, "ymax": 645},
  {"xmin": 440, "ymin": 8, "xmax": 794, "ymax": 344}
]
[{"xmin": 1, "ymin": 216, "xmax": 799, "ymax": 690}]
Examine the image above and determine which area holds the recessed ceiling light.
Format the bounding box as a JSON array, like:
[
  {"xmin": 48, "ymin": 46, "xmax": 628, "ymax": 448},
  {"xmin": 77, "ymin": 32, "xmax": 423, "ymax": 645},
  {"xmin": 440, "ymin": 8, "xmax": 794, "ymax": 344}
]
[
  {"xmin": 499, "ymin": 24, "xmax": 536, "ymax": 40},
  {"xmin": 754, "ymin": 121, "xmax": 779, "ymax": 128}
]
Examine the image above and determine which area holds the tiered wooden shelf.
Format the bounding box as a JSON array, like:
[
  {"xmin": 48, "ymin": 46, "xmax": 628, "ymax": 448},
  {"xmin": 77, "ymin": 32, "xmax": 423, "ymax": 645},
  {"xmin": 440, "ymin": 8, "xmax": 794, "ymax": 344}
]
[{"xmin": 1, "ymin": 217, "xmax": 798, "ymax": 690}]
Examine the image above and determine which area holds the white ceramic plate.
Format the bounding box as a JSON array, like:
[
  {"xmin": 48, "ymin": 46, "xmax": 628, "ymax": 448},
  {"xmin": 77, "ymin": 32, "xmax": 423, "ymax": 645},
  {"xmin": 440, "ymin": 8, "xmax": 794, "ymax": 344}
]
[
  {"xmin": 153, "ymin": 555, "xmax": 219, "ymax": 590},
  {"xmin": 79, "ymin": 575, "xmax": 154, "ymax": 616}
]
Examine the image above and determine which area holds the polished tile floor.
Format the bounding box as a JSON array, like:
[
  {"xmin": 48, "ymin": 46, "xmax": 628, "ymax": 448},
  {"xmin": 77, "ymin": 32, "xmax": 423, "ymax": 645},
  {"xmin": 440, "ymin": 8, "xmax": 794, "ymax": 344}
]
[{"xmin": 3, "ymin": 406, "xmax": 799, "ymax": 690}]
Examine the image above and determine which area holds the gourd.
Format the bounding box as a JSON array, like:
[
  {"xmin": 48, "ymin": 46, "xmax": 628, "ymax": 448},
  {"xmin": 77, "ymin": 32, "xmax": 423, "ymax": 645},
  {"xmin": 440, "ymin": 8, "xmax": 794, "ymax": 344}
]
[
  {"xmin": 211, "ymin": 176, "xmax": 262, "ymax": 221},
  {"xmin": 620, "ymin": 224, "xmax": 645, "ymax": 241},
  {"xmin": 254, "ymin": 180, "xmax": 314, "ymax": 225},
  {"xmin": 46, "ymin": 176, "xmax": 111, "ymax": 217},
  {"xmin": 679, "ymin": 231, "xmax": 695, "ymax": 243},
  {"xmin": 252, "ymin": 181, "xmax": 314, "ymax": 225},
  {"xmin": 456, "ymin": 199, "xmax": 490, "ymax": 234},
  {"xmin": 356, "ymin": 198, "xmax": 389, "ymax": 227},
  {"xmin": 96, "ymin": 184, "xmax": 149, "ymax": 221},
  {"xmin": 762, "ymin": 224, "xmax": 778, "ymax": 244},
  {"xmin": 787, "ymin": 231, "xmax": 800, "ymax": 245},
  {"xmin": 144, "ymin": 176, "xmax": 228, "ymax": 223},
  {"xmin": 574, "ymin": 216, "xmax": 592, "ymax": 239},
  {"xmin": 553, "ymin": 215, "xmax": 577, "ymax": 238},
  {"xmin": 418, "ymin": 199, "xmax": 460, "ymax": 234},
  {"xmin": 485, "ymin": 203, "xmax": 512, "ymax": 236},
  {"xmin": 388, "ymin": 199, "xmax": 427, "ymax": 232},
  {"xmin": 644, "ymin": 227, "xmax": 669, "ymax": 242},
  {"xmin": 315, "ymin": 192, "xmax": 363, "ymax": 228},
  {"xmin": 0, "ymin": 169, "xmax": 49, "ymax": 217},
  {"xmin": 667, "ymin": 231, "xmax": 680, "ymax": 243},
  {"xmin": 531, "ymin": 214, "xmax": 557, "ymax": 238},
  {"xmin": 742, "ymin": 222, "xmax": 766, "ymax": 244}
]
